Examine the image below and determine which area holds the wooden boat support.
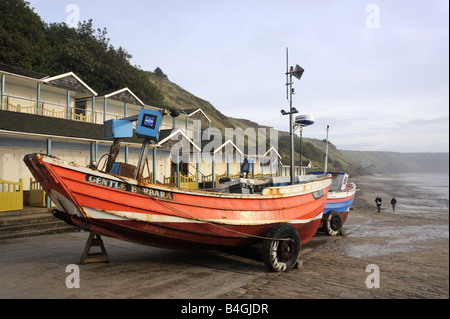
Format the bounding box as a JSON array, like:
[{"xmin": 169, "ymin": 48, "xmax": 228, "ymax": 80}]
[{"xmin": 80, "ymin": 232, "xmax": 110, "ymax": 265}]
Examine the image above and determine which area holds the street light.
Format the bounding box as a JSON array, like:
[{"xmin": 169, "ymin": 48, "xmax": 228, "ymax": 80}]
[{"xmin": 281, "ymin": 48, "xmax": 304, "ymax": 185}]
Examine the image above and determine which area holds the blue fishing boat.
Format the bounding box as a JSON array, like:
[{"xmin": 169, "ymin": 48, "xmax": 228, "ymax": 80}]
[{"xmin": 309, "ymin": 171, "xmax": 356, "ymax": 236}]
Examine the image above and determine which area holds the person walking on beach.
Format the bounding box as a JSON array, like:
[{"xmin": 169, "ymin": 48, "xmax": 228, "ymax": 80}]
[
  {"xmin": 375, "ymin": 196, "xmax": 382, "ymax": 212},
  {"xmin": 390, "ymin": 197, "xmax": 397, "ymax": 211}
]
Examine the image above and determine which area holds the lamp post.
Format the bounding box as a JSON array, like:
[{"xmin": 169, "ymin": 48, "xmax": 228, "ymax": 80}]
[{"xmin": 281, "ymin": 48, "xmax": 304, "ymax": 185}]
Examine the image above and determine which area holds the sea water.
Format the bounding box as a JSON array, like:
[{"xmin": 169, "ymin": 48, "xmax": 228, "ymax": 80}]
[
  {"xmin": 363, "ymin": 173, "xmax": 449, "ymax": 219},
  {"xmin": 396, "ymin": 173, "xmax": 447, "ymax": 218},
  {"xmin": 322, "ymin": 173, "xmax": 449, "ymax": 258}
]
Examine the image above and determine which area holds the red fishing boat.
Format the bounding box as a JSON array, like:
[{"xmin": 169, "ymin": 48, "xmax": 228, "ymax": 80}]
[
  {"xmin": 24, "ymin": 152, "xmax": 331, "ymax": 272},
  {"xmin": 24, "ymin": 90, "xmax": 333, "ymax": 271}
]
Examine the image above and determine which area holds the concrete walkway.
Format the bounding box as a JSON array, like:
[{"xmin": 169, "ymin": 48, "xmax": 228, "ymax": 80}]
[{"xmin": 0, "ymin": 231, "xmax": 269, "ymax": 299}]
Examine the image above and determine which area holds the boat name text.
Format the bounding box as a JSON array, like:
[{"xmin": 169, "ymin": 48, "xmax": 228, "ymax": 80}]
[
  {"xmin": 85, "ymin": 175, "xmax": 173, "ymax": 200},
  {"xmin": 312, "ymin": 189, "xmax": 324, "ymax": 200}
]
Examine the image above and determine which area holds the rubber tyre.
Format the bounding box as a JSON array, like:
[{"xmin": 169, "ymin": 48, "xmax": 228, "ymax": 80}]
[
  {"xmin": 262, "ymin": 223, "xmax": 301, "ymax": 272},
  {"xmin": 324, "ymin": 211, "xmax": 343, "ymax": 236}
]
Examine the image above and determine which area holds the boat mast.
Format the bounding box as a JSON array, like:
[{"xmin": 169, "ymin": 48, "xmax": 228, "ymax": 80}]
[
  {"xmin": 286, "ymin": 48, "xmax": 296, "ymax": 185},
  {"xmin": 283, "ymin": 49, "xmax": 305, "ymax": 184},
  {"xmin": 324, "ymin": 125, "xmax": 329, "ymax": 174},
  {"xmin": 288, "ymin": 51, "xmax": 295, "ymax": 185}
]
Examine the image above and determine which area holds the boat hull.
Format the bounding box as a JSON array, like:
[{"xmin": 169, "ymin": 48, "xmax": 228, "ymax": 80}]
[
  {"xmin": 68, "ymin": 209, "xmax": 324, "ymax": 250},
  {"xmin": 24, "ymin": 153, "xmax": 331, "ymax": 250},
  {"xmin": 321, "ymin": 186, "xmax": 356, "ymax": 226}
]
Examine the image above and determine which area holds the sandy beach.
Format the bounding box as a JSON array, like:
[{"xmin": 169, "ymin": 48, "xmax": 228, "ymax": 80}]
[
  {"xmin": 220, "ymin": 173, "xmax": 449, "ymax": 299},
  {"xmin": 0, "ymin": 173, "xmax": 448, "ymax": 300}
]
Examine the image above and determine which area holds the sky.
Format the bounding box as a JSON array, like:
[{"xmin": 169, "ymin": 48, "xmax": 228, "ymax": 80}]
[{"xmin": 26, "ymin": 0, "xmax": 449, "ymax": 153}]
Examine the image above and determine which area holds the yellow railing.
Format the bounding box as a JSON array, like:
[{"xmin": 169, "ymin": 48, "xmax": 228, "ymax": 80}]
[
  {"xmin": 70, "ymin": 110, "xmax": 92, "ymax": 122},
  {"xmin": 5, "ymin": 101, "xmax": 93, "ymax": 123},
  {"xmin": 215, "ymin": 171, "xmax": 280, "ymax": 181},
  {"xmin": 6, "ymin": 102, "xmax": 38, "ymax": 114},
  {"xmin": 164, "ymin": 174, "xmax": 198, "ymax": 189},
  {"xmin": 202, "ymin": 174, "xmax": 213, "ymax": 182},
  {"xmin": 141, "ymin": 173, "xmax": 154, "ymax": 183},
  {"xmin": 162, "ymin": 170, "xmax": 280, "ymax": 189},
  {"xmin": 163, "ymin": 174, "xmax": 176, "ymax": 185},
  {"xmin": 29, "ymin": 178, "xmax": 45, "ymax": 206},
  {"xmin": 41, "ymin": 107, "xmax": 66, "ymax": 119},
  {"xmin": 180, "ymin": 174, "xmax": 197, "ymax": 189},
  {"xmin": 29, "ymin": 178, "xmax": 55, "ymax": 207},
  {"xmin": 216, "ymin": 172, "xmax": 241, "ymax": 181},
  {"xmin": 0, "ymin": 178, "xmax": 23, "ymax": 212}
]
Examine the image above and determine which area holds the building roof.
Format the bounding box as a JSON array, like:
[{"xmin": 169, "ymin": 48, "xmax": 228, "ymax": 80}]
[
  {"xmin": 97, "ymin": 87, "xmax": 144, "ymax": 106},
  {"xmin": 1, "ymin": 65, "xmax": 97, "ymax": 96},
  {"xmin": 213, "ymin": 139, "xmax": 244, "ymax": 156},
  {"xmin": 41, "ymin": 72, "xmax": 97, "ymax": 96},
  {"xmin": 157, "ymin": 128, "xmax": 201, "ymax": 152},
  {"xmin": 184, "ymin": 108, "xmax": 211, "ymax": 122},
  {"xmin": 263, "ymin": 146, "xmax": 282, "ymax": 159},
  {"xmin": 0, "ymin": 63, "xmax": 47, "ymax": 79}
]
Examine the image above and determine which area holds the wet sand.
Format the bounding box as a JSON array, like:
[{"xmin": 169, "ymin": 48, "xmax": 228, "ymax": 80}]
[
  {"xmin": 220, "ymin": 174, "xmax": 449, "ymax": 299},
  {"xmin": 0, "ymin": 174, "xmax": 448, "ymax": 300}
]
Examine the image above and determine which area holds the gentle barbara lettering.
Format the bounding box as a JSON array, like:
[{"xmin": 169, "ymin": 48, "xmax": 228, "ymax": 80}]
[{"xmin": 85, "ymin": 175, "xmax": 173, "ymax": 200}]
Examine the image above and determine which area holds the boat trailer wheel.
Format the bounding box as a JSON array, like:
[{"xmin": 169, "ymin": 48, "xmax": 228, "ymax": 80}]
[
  {"xmin": 324, "ymin": 211, "xmax": 343, "ymax": 236},
  {"xmin": 262, "ymin": 223, "xmax": 301, "ymax": 272}
]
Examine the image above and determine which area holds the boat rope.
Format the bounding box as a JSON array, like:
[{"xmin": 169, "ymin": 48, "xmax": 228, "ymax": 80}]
[{"xmin": 150, "ymin": 196, "xmax": 292, "ymax": 242}]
